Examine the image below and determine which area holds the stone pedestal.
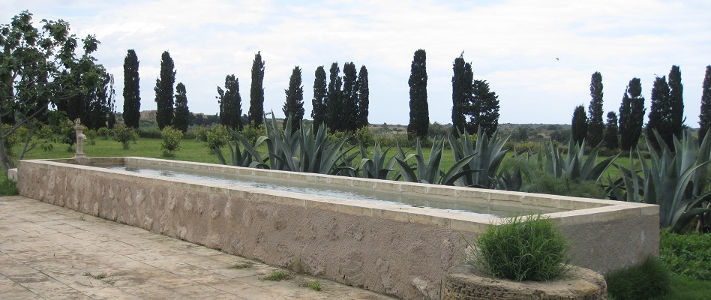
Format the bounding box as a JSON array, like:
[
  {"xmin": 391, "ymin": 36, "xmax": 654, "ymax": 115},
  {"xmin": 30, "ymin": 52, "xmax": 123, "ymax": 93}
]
[{"xmin": 442, "ymin": 264, "xmax": 607, "ymax": 300}]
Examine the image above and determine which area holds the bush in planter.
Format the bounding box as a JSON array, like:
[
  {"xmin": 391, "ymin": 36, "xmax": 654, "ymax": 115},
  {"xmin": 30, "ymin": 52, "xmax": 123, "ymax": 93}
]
[
  {"xmin": 606, "ymin": 257, "xmax": 670, "ymax": 300},
  {"xmin": 471, "ymin": 214, "xmax": 569, "ymax": 281}
]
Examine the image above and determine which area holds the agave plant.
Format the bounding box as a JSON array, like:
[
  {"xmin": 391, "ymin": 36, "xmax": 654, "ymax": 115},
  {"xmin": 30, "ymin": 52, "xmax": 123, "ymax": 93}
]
[
  {"xmin": 616, "ymin": 130, "xmax": 711, "ymax": 232},
  {"xmin": 448, "ymin": 128, "xmax": 509, "ymax": 188},
  {"xmin": 357, "ymin": 143, "xmax": 397, "ymax": 179},
  {"xmin": 539, "ymin": 138, "xmax": 618, "ymax": 182},
  {"xmin": 207, "ymin": 126, "xmax": 267, "ymax": 168},
  {"xmin": 394, "ymin": 138, "xmax": 475, "ymax": 185},
  {"xmin": 263, "ymin": 114, "xmax": 351, "ymax": 174}
]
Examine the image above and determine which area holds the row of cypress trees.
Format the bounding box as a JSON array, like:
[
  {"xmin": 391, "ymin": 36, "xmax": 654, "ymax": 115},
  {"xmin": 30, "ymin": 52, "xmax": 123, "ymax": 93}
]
[
  {"xmin": 572, "ymin": 65, "xmax": 711, "ymax": 150},
  {"xmin": 123, "ymin": 50, "xmax": 190, "ymax": 132}
]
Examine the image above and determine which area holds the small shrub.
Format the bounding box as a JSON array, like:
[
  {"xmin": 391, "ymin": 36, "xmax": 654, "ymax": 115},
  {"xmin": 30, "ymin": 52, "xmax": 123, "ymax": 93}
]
[
  {"xmin": 471, "ymin": 214, "xmax": 569, "ymax": 281},
  {"xmin": 241, "ymin": 123, "xmax": 266, "ymax": 145},
  {"xmin": 112, "ymin": 124, "xmax": 138, "ymax": 150},
  {"xmin": 0, "ymin": 174, "xmax": 18, "ymax": 196},
  {"xmin": 85, "ymin": 129, "xmax": 97, "ymax": 145},
  {"xmin": 262, "ymin": 270, "xmax": 291, "ymax": 281},
  {"xmin": 205, "ymin": 125, "xmax": 230, "ymax": 151},
  {"xmin": 160, "ymin": 126, "xmax": 183, "ymax": 157},
  {"xmin": 191, "ymin": 125, "xmax": 209, "ymax": 142},
  {"xmin": 353, "ymin": 127, "xmax": 374, "ymax": 147},
  {"xmin": 137, "ymin": 127, "xmax": 162, "ymax": 139},
  {"xmin": 97, "ymin": 127, "xmax": 111, "ymax": 139},
  {"xmin": 660, "ymin": 230, "xmax": 711, "ymax": 280},
  {"xmin": 606, "ymin": 257, "xmax": 670, "ymax": 300}
]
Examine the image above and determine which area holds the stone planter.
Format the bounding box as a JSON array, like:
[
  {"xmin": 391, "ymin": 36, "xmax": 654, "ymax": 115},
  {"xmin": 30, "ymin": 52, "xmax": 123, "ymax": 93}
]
[{"xmin": 442, "ymin": 264, "xmax": 607, "ymax": 300}]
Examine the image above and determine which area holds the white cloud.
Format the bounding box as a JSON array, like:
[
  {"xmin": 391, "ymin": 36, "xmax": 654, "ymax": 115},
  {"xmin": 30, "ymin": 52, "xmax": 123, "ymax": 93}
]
[{"xmin": 2, "ymin": 0, "xmax": 710, "ymax": 125}]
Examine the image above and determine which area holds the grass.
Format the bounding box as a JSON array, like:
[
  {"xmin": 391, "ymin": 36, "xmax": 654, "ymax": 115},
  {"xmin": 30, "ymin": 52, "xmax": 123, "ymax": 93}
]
[
  {"xmin": 606, "ymin": 257, "xmax": 670, "ymax": 300},
  {"xmin": 0, "ymin": 173, "xmax": 17, "ymax": 196},
  {"xmin": 229, "ymin": 261, "xmax": 254, "ymax": 269},
  {"xmin": 261, "ymin": 270, "xmax": 291, "ymax": 281},
  {"xmin": 300, "ymin": 280, "xmax": 322, "ymax": 291}
]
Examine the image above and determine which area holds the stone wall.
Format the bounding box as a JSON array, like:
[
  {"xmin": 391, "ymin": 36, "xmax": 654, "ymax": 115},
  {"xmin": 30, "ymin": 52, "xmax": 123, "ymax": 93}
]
[{"xmin": 17, "ymin": 158, "xmax": 659, "ymax": 299}]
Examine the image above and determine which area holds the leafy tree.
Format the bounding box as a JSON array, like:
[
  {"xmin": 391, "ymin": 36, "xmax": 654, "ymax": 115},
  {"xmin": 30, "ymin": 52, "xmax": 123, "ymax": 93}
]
[
  {"xmin": 668, "ymin": 65, "xmax": 684, "ymax": 138},
  {"xmin": 571, "ymin": 105, "xmax": 588, "ymax": 145},
  {"xmin": 451, "ymin": 54, "xmax": 472, "ymax": 133},
  {"xmin": 311, "ymin": 66, "xmax": 327, "ymax": 129},
  {"xmin": 619, "ymin": 78, "xmax": 645, "ymax": 151},
  {"xmin": 700, "ymin": 66, "xmax": 711, "ymax": 140},
  {"xmin": 173, "ymin": 82, "xmax": 190, "ymax": 132},
  {"xmin": 468, "ymin": 79, "xmax": 500, "ymax": 136},
  {"xmin": 587, "ymin": 72, "xmax": 604, "ymax": 146},
  {"xmin": 356, "ymin": 65, "xmax": 369, "ymax": 128},
  {"xmin": 647, "ymin": 76, "xmax": 672, "ymax": 149},
  {"xmin": 217, "ymin": 74, "xmax": 242, "ymax": 130},
  {"xmin": 325, "ymin": 62, "xmax": 342, "ymax": 131},
  {"xmin": 604, "ymin": 111, "xmax": 619, "ymax": 150},
  {"xmin": 282, "ymin": 66, "xmax": 304, "ymax": 132},
  {"xmin": 122, "ymin": 49, "xmax": 140, "ymax": 128},
  {"xmin": 342, "ymin": 62, "xmax": 358, "ymax": 131},
  {"xmin": 248, "ymin": 51, "xmax": 264, "ymax": 126},
  {"xmin": 154, "ymin": 51, "xmax": 175, "ymax": 129},
  {"xmin": 407, "ymin": 49, "xmax": 429, "ymax": 138}
]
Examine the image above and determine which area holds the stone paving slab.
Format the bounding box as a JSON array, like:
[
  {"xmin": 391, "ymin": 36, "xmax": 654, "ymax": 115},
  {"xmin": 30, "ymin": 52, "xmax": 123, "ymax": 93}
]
[{"xmin": 0, "ymin": 196, "xmax": 393, "ymax": 299}]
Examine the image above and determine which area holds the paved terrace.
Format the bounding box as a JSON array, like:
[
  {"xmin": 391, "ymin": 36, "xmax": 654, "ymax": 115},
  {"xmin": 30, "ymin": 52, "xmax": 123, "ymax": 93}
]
[{"xmin": 0, "ymin": 196, "xmax": 391, "ymax": 299}]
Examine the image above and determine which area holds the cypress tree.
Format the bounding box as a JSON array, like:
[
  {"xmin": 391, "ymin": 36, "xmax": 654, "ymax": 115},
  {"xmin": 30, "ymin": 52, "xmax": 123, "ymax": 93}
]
[
  {"xmin": 154, "ymin": 51, "xmax": 175, "ymax": 129},
  {"xmin": 604, "ymin": 111, "xmax": 619, "ymax": 150},
  {"xmin": 173, "ymin": 82, "xmax": 190, "ymax": 133},
  {"xmin": 468, "ymin": 80, "xmax": 499, "ymax": 136},
  {"xmin": 325, "ymin": 63, "xmax": 342, "ymax": 131},
  {"xmin": 311, "ymin": 66, "xmax": 327, "ymax": 129},
  {"xmin": 587, "ymin": 72, "xmax": 604, "ymax": 146},
  {"xmin": 619, "ymin": 78, "xmax": 645, "ymax": 151},
  {"xmin": 122, "ymin": 49, "xmax": 140, "ymax": 128},
  {"xmin": 668, "ymin": 65, "xmax": 684, "ymax": 138},
  {"xmin": 407, "ymin": 49, "xmax": 429, "ymax": 138},
  {"xmin": 572, "ymin": 105, "xmax": 588, "ymax": 145},
  {"xmin": 452, "ymin": 55, "xmax": 471, "ymax": 133},
  {"xmin": 700, "ymin": 66, "xmax": 711, "ymax": 140},
  {"xmin": 342, "ymin": 62, "xmax": 359, "ymax": 131},
  {"xmin": 647, "ymin": 76, "xmax": 672, "ymax": 149},
  {"xmin": 216, "ymin": 74, "xmax": 242, "ymax": 130},
  {"xmin": 356, "ymin": 65, "xmax": 369, "ymax": 128},
  {"xmin": 248, "ymin": 51, "xmax": 265, "ymax": 126},
  {"xmin": 282, "ymin": 66, "xmax": 304, "ymax": 132}
]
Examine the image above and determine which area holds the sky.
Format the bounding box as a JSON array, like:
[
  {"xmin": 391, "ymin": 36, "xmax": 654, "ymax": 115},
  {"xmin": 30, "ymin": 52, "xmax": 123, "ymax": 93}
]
[{"xmin": 2, "ymin": 0, "xmax": 711, "ymax": 126}]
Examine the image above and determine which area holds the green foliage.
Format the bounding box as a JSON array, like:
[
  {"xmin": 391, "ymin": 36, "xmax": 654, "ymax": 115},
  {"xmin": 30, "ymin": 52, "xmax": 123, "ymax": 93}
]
[
  {"xmin": 122, "ymin": 49, "xmax": 141, "ymax": 128},
  {"xmin": 208, "ymin": 126, "xmax": 267, "ymax": 168},
  {"xmin": 668, "ymin": 65, "xmax": 684, "ymax": 139},
  {"xmin": 408, "ymin": 49, "xmax": 429, "ymax": 138},
  {"xmin": 358, "ymin": 143, "xmax": 396, "ymax": 179},
  {"xmin": 0, "ymin": 173, "xmax": 18, "ymax": 196},
  {"xmin": 205, "ymin": 125, "xmax": 230, "ymax": 151},
  {"xmin": 342, "ymin": 62, "xmax": 359, "ymax": 131},
  {"xmin": 468, "ymin": 80, "xmax": 500, "ymax": 137},
  {"xmin": 311, "ymin": 66, "xmax": 328, "ymax": 129},
  {"xmin": 173, "ymin": 83, "xmax": 190, "ymax": 133},
  {"xmin": 325, "ymin": 63, "xmax": 343, "ymax": 131},
  {"xmin": 160, "ymin": 126, "xmax": 183, "ymax": 157},
  {"xmin": 217, "ymin": 74, "xmax": 242, "ymax": 130},
  {"xmin": 587, "ymin": 72, "xmax": 604, "ymax": 146},
  {"xmin": 647, "ymin": 76, "xmax": 672, "ymax": 150},
  {"xmin": 604, "ymin": 111, "xmax": 619, "ymax": 150},
  {"xmin": 394, "ymin": 138, "xmax": 474, "ymax": 185},
  {"xmin": 615, "ymin": 131, "xmax": 711, "ymax": 232},
  {"xmin": 699, "ymin": 66, "xmax": 711, "ymax": 141},
  {"xmin": 262, "ymin": 270, "xmax": 291, "ymax": 281},
  {"xmin": 305, "ymin": 280, "xmax": 321, "ymax": 291},
  {"xmin": 471, "ymin": 215, "xmax": 569, "ymax": 281},
  {"xmin": 112, "ymin": 124, "xmax": 138, "ymax": 150},
  {"xmin": 85, "ymin": 129, "xmax": 97, "ymax": 145},
  {"xmin": 264, "ymin": 115, "xmax": 349, "ymax": 174},
  {"xmin": 58, "ymin": 118, "xmax": 77, "ymax": 151},
  {"xmin": 356, "ymin": 65, "xmax": 369, "ymax": 128},
  {"xmin": 571, "ymin": 105, "xmax": 587, "ymax": 146},
  {"xmin": 451, "ymin": 55, "xmax": 471, "ymax": 133},
  {"xmin": 154, "ymin": 51, "xmax": 175, "ymax": 130},
  {"xmin": 282, "ymin": 66, "xmax": 305, "ymax": 132},
  {"xmin": 606, "ymin": 257, "xmax": 670, "ymax": 300},
  {"xmin": 660, "ymin": 230, "xmax": 711, "ymax": 280},
  {"xmin": 448, "ymin": 128, "xmax": 509, "ymax": 188},
  {"xmin": 522, "ymin": 173, "xmax": 607, "ymax": 199},
  {"xmin": 353, "ymin": 127, "xmax": 374, "ymax": 147},
  {"xmin": 248, "ymin": 51, "xmax": 265, "ymax": 127},
  {"xmin": 241, "ymin": 123, "xmax": 266, "ymax": 145},
  {"xmin": 97, "ymin": 127, "xmax": 111, "ymax": 139},
  {"xmin": 539, "ymin": 138, "xmax": 617, "ymax": 182}
]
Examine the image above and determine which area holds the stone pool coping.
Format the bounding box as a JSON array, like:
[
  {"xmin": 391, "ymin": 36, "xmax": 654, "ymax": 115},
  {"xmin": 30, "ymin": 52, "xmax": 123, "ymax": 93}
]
[{"xmin": 36, "ymin": 156, "xmax": 657, "ymax": 233}]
